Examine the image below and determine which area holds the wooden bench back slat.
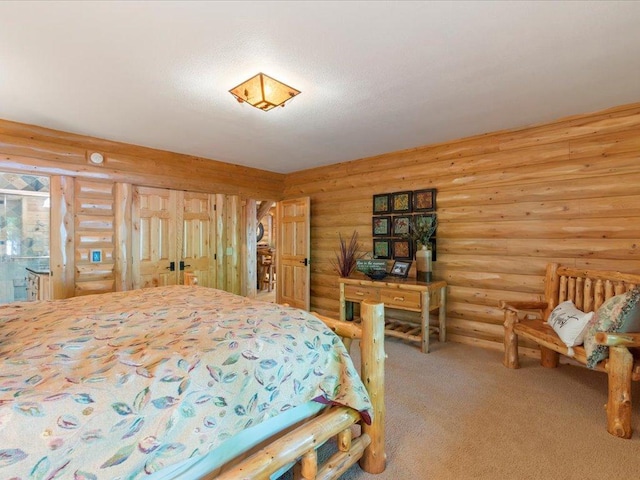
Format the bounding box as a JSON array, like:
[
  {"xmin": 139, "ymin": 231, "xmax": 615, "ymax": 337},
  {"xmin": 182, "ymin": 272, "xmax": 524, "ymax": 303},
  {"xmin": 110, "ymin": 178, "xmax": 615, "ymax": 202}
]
[
  {"xmin": 584, "ymin": 278, "xmax": 593, "ymax": 312},
  {"xmin": 545, "ymin": 263, "xmax": 640, "ymax": 318},
  {"xmin": 567, "ymin": 277, "xmax": 576, "ymax": 304},
  {"xmin": 575, "ymin": 277, "xmax": 584, "ymax": 310}
]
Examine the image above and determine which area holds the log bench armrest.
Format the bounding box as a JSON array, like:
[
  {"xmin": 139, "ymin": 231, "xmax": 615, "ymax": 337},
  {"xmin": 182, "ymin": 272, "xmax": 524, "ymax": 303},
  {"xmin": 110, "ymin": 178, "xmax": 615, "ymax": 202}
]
[
  {"xmin": 499, "ymin": 301, "xmax": 548, "ymax": 315},
  {"xmin": 595, "ymin": 332, "xmax": 640, "ymax": 348}
]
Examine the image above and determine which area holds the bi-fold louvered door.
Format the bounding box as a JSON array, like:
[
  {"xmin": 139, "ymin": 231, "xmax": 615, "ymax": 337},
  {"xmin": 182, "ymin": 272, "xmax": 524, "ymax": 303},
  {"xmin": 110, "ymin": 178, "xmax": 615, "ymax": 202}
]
[{"xmin": 132, "ymin": 186, "xmax": 216, "ymax": 289}]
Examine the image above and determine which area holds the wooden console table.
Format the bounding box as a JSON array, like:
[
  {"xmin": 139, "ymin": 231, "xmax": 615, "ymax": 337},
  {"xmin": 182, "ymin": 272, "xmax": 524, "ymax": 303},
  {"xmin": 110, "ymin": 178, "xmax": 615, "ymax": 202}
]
[{"xmin": 339, "ymin": 275, "xmax": 447, "ymax": 353}]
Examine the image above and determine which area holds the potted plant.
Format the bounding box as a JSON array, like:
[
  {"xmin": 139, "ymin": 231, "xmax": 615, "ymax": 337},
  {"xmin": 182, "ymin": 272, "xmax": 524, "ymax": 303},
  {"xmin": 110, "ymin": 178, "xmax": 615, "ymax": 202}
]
[
  {"xmin": 331, "ymin": 230, "xmax": 363, "ymax": 278},
  {"xmin": 331, "ymin": 230, "xmax": 364, "ymax": 320}
]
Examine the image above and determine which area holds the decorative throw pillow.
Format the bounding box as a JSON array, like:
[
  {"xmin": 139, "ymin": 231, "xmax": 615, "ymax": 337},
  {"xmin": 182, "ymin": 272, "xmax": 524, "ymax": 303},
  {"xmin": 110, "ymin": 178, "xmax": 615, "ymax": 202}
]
[
  {"xmin": 584, "ymin": 287, "xmax": 640, "ymax": 369},
  {"xmin": 547, "ymin": 300, "xmax": 594, "ymax": 350}
]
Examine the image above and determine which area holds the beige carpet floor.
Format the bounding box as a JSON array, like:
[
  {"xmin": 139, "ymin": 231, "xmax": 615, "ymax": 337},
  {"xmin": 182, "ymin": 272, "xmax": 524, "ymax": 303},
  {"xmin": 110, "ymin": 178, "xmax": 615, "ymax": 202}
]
[{"xmin": 299, "ymin": 338, "xmax": 640, "ymax": 480}]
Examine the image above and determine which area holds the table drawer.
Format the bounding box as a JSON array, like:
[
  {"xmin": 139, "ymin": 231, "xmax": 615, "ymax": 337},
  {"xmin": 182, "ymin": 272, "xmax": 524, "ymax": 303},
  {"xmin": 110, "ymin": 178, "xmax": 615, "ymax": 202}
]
[
  {"xmin": 380, "ymin": 289, "xmax": 422, "ymax": 310},
  {"xmin": 344, "ymin": 285, "xmax": 380, "ymax": 301}
]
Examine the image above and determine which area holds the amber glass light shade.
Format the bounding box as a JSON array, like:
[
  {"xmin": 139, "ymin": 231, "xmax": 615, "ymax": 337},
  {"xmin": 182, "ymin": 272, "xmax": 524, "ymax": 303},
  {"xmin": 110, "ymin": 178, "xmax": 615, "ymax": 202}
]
[{"xmin": 229, "ymin": 73, "xmax": 301, "ymax": 111}]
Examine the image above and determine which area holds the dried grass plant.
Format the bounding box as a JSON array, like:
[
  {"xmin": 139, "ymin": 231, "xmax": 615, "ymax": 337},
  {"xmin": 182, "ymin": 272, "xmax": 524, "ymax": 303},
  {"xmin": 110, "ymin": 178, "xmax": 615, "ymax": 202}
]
[{"xmin": 331, "ymin": 231, "xmax": 363, "ymax": 278}]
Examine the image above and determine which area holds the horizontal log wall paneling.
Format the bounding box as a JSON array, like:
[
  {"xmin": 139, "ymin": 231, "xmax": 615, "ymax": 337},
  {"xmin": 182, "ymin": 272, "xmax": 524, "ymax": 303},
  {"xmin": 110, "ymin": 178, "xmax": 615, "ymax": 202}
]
[
  {"xmin": 0, "ymin": 118, "xmax": 284, "ymax": 200},
  {"xmin": 284, "ymin": 102, "xmax": 640, "ymax": 352}
]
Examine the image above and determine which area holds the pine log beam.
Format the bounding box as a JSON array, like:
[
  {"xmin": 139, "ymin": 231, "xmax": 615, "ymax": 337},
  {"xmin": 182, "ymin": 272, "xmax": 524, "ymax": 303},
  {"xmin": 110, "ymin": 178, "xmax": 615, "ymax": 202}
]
[
  {"xmin": 606, "ymin": 346, "xmax": 634, "ymax": 438},
  {"xmin": 256, "ymin": 200, "xmax": 273, "ymax": 222},
  {"xmin": 313, "ymin": 312, "xmax": 361, "ymax": 339},
  {"xmin": 499, "ymin": 300, "xmax": 548, "ymax": 314},
  {"xmin": 316, "ymin": 434, "xmax": 370, "ymax": 480},
  {"xmin": 215, "ymin": 408, "xmax": 361, "ymax": 480},
  {"xmin": 595, "ymin": 332, "xmax": 640, "ymax": 348}
]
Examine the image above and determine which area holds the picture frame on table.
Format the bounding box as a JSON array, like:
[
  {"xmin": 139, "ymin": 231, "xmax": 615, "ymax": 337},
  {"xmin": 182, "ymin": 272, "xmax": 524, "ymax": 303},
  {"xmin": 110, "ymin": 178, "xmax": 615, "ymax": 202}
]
[
  {"xmin": 372, "ymin": 216, "xmax": 391, "ymax": 237},
  {"xmin": 392, "ymin": 215, "xmax": 411, "ymax": 237},
  {"xmin": 413, "ymin": 188, "xmax": 436, "ymax": 212},
  {"xmin": 372, "ymin": 193, "xmax": 391, "ymax": 214},
  {"xmin": 391, "ymin": 191, "xmax": 413, "ymax": 213},
  {"xmin": 390, "ymin": 260, "xmax": 412, "ymax": 278},
  {"xmin": 373, "ymin": 238, "xmax": 392, "ymax": 259},
  {"xmin": 392, "ymin": 238, "xmax": 413, "ymax": 260}
]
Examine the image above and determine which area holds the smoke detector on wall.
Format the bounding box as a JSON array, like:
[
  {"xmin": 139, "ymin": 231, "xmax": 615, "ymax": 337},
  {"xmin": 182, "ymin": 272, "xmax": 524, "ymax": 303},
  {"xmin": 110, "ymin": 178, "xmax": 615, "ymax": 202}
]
[{"xmin": 89, "ymin": 152, "xmax": 104, "ymax": 164}]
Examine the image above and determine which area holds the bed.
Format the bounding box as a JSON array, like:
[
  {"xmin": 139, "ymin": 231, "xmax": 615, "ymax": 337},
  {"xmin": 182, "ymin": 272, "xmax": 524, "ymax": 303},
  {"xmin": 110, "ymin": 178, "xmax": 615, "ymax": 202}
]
[{"xmin": 0, "ymin": 285, "xmax": 385, "ymax": 479}]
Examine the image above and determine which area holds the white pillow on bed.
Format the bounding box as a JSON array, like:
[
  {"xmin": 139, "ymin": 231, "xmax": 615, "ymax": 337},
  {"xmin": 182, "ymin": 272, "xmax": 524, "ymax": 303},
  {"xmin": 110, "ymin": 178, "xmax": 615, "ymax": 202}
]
[{"xmin": 547, "ymin": 300, "xmax": 594, "ymax": 348}]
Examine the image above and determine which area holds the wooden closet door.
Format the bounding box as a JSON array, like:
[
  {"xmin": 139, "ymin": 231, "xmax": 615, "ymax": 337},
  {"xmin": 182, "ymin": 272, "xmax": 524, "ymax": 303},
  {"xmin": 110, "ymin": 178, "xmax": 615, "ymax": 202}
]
[
  {"xmin": 132, "ymin": 186, "xmax": 179, "ymax": 288},
  {"xmin": 181, "ymin": 191, "xmax": 216, "ymax": 288}
]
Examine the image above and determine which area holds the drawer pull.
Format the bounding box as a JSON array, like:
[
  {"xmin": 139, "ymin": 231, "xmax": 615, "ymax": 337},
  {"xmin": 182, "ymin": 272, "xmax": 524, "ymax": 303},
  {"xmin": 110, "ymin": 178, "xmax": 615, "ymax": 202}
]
[
  {"xmin": 393, "ymin": 296, "xmax": 405, "ymax": 302},
  {"xmin": 355, "ymin": 292, "xmax": 365, "ymax": 296}
]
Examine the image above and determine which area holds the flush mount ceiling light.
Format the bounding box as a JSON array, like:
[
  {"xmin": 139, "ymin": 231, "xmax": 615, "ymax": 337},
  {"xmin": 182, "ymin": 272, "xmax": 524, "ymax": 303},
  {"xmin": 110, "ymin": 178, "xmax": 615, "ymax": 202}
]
[{"xmin": 229, "ymin": 73, "xmax": 301, "ymax": 111}]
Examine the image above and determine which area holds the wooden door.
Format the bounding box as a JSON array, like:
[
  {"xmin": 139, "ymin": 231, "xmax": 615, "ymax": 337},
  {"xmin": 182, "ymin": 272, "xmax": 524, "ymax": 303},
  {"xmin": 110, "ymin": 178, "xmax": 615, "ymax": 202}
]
[
  {"xmin": 132, "ymin": 186, "xmax": 178, "ymax": 288},
  {"xmin": 276, "ymin": 197, "xmax": 310, "ymax": 310},
  {"xmin": 181, "ymin": 192, "xmax": 216, "ymax": 287}
]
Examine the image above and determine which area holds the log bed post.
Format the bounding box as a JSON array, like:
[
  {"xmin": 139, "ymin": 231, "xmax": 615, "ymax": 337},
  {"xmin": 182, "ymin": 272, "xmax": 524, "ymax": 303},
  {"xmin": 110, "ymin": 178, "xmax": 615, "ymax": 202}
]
[{"xmin": 359, "ymin": 300, "xmax": 386, "ymax": 474}]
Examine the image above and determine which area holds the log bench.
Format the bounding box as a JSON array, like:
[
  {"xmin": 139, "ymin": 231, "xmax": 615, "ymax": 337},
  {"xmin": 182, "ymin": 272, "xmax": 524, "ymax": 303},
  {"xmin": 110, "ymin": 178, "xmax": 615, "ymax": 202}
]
[{"xmin": 501, "ymin": 263, "xmax": 640, "ymax": 439}]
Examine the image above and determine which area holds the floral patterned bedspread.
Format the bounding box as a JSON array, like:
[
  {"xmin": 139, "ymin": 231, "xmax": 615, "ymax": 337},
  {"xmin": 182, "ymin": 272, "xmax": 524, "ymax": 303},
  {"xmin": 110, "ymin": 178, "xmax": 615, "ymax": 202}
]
[{"xmin": 0, "ymin": 286, "xmax": 371, "ymax": 479}]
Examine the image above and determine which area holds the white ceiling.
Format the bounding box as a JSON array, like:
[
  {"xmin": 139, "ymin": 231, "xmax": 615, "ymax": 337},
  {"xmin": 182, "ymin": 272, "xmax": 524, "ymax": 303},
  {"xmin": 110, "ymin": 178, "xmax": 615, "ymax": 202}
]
[{"xmin": 0, "ymin": 1, "xmax": 639, "ymax": 174}]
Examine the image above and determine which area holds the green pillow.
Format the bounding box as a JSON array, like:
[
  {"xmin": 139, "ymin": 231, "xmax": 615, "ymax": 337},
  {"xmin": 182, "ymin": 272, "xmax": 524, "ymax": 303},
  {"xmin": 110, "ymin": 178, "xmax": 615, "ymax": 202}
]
[{"xmin": 584, "ymin": 287, "xmax": 640, "ymax": 369}]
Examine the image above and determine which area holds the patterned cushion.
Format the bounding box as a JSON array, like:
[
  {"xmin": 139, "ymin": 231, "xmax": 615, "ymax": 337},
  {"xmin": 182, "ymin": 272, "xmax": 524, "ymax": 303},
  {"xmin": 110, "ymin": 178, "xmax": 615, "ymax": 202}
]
[
  {"xmin": 547, "ymin": 300, "xmax": 593, "ymax": 349},
  {"xmin": 584, "ymin": 288, "xmax": 640, "ymax": 369}
]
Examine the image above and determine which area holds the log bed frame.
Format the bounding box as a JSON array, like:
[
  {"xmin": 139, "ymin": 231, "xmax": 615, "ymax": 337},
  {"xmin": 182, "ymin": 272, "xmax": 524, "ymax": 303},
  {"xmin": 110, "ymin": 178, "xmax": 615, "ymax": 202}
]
[
  {"xmin": 501, "ymin": 263, "xmax": 640, "ymax": 439},
  {"xmin": 207, "ymin": 299, "xmax": 386, "ymax": 479}
]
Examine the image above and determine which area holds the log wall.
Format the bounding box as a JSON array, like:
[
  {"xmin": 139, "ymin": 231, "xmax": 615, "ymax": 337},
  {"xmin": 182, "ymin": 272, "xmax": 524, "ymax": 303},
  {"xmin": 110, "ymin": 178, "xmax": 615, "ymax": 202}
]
[
  {"xmin": 283, "ymin": 102, "xmax": 640, "ymax": 352},
  {"xmin": 0, "ymin": 118, "xmax": 285, "ymax": 297}
]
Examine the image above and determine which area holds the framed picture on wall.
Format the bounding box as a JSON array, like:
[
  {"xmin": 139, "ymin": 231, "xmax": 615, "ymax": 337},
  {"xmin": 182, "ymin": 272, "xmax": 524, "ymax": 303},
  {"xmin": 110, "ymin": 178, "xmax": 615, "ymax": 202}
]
[
  {"xmin": 372, "ymin": 194, "xmax": 391, "ymax": 214},
  {"xmin": 372, "ymin": 216, "xmax": 391, "ymax": 236},
  {"xmin": 413, "ymin": 188, "xmax": 436, "ymax": 212},
  {"xmin": 373, "ymin": 238, "xmax": 392, "ymax": 259},
  {"xmin": 392, "ymin": 238, "xmax": 413, "ymax": 260},
  {"xmin": 90, "ymin": 249, "xmax": 102, "ymax": 263},
  {"xmin": 391, "ymin": 191, "xmax": 413, "ymax": 213},
  {"xmin": 392, "ymin": 215, "xmax": 411, "ymax": 236}
]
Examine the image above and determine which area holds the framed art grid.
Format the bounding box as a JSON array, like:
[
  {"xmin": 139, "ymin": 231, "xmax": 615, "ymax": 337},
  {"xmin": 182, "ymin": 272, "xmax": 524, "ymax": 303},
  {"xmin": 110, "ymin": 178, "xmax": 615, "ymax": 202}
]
[
  {"xmin": 413, "ymin": 188, "xmax": 436, "ymax": 212},
  {"xmin": 391, "ymin": 191, "xmax": 413, "ymax": 213},
  {"xmin": 392, "ymin": 238, "xmax": 413, "ymax": 260},
  {"xmin": 373, "ymin": 238, "xmax": 392, "ymax": 259},
  {"xmin": 372, "ymin": 216, "xmax": 391, "ymax": 237},
  {"xmin": 373, "ymin": 193, "xmax": 391, "ymax": 214}
]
